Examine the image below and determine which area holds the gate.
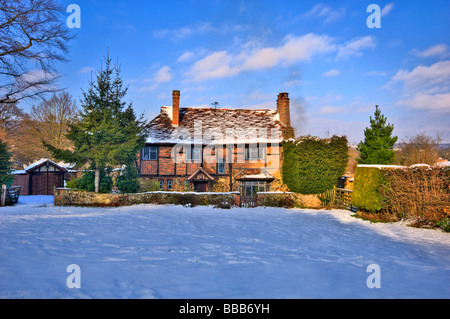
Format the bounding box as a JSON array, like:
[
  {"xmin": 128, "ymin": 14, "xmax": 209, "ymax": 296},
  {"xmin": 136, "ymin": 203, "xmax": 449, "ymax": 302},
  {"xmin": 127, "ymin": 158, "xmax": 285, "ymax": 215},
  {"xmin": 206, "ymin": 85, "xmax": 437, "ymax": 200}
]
[
  {"xmin": 239, "ymin": 183, "xmax": 259, "ymax": 208},
  {"xmin": 240, "ymin": 194, "xmax": 258, "ymax": 208},
  {"xmin": 334, "ymin": 187, "xmax": 356, "ymax": 212}
]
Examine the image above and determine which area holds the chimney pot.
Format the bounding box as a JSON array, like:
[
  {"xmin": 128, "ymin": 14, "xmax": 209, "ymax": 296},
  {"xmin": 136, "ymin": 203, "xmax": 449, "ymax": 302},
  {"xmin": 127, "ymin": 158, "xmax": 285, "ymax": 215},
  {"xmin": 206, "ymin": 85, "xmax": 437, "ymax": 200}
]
[{"xmin": 172, "ymin": 90, "xmax": 180, "ymax": 127}]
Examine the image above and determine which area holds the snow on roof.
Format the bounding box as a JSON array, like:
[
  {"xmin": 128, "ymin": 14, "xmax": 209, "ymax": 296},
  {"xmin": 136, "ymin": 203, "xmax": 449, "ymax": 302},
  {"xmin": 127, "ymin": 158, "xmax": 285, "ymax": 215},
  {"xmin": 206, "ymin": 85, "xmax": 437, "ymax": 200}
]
[
  {"xmin": 146, "ymin": 107, "xmax": 284, "ymax": 145},
  {"xmin": 238, "ymin": 173, "xmax": 275, "ymax": 180},
  {"xmin": 24, "ymin": 158, "xmax": 68, "ymax": 173}
]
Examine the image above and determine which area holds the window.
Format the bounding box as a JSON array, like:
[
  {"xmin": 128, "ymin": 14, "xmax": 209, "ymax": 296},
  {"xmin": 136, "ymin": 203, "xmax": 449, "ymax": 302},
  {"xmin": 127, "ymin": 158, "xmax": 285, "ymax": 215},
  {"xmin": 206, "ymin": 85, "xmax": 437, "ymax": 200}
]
[
  {"xmin": 143, "ymin": 146, "xmax": 157, "ymax": 160},
  {"xmin": 188, "ymin": 145, "xmax": 202, "ymax": 162},
  {"xmin": 244, "ymin": 144, "xmax": 266, "ymax": 160},
  {"xmin": 217, "ymin": 156, "xmax": 225, "ymax": 174},
  {"xmin": 217, "ymin": 162, "xmax": 225, "ymax": 174},
  {"xmin": 167, "ymin": 180, "xmax": 173, "ymax": 190},
  {"xmin": 239, "ymin": 181, "xmax": 268, "ymax": 197},
  {"xmin": 158, "ymin": 180, "xmax": 164, "ymax": 190}
]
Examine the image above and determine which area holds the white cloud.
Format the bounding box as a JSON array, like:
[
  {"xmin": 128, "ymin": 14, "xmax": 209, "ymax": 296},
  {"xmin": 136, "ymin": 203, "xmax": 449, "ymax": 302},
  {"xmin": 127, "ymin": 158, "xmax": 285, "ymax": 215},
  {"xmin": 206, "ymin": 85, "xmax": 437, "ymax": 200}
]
[
  {"xmin": 153, "ymin": 22, "xmax": 214, "ymax": 41},
  {"xmin": 302, "ymin": 4, "xmax": 346, "ymax": 24},
  {"xmin": 78, "ymin": 66, "xmax": 93, "ymax": 74},
  {"xmin": 390, "ymin": 60, "xmax": 450, "ymax": 90},
  {"xmin": 395, "ymin": 92, "xmax": 450, "ymax": 112},
  {"xmin": 322, "ymin": 69, "xmax": 340, "ymax": 77},
  {"xmin": 381, "ymin": 3, "xmax": 395, "ymax": 16},
  {"xmin": 138, "ymin": 66, "xmax": 173, "ymax": 93},
  {"xmin": 388, "ymin": 60, "xmax": 450, "ymax": 112},
  {"xmin": 365, "ymin": 70, "xmax": 387, "ymax": 76},
  {"xmin": 336, "ymin": 36, "xmax": 376, "ymax": 60},
  {"xmin": 154, "ymin": 66, "xmax": 173, "ymax": 83},
  {"xmin": 417, "ymin": 44, "xmax": 449, "ymax": 58},
  {"xmin": 185, "ymin": 33, "xmax": 335, "ymax": 82},
  {"xmin": 177, "ymin": 52, "xmax": 195, "ymax": 63}
]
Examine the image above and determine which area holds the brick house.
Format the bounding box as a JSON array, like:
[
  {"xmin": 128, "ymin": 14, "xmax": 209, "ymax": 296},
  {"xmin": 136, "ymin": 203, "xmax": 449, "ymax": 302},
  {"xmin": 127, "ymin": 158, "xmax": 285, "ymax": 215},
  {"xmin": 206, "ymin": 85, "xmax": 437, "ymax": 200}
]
[{"xmin": 138, "ymin": 90, "xmax": 295, "ymax": 195}]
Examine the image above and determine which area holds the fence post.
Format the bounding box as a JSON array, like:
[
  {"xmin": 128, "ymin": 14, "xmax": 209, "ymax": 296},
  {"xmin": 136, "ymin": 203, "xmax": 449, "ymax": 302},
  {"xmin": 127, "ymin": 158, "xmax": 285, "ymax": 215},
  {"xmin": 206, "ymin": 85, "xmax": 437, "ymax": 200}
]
[
  {"xmin": 1, "ymin": 185, "xmax": 6, "ymax": 206},
  {"xmin": 333, "ymin": 186, "xmax": 336, "ymax": 205}
]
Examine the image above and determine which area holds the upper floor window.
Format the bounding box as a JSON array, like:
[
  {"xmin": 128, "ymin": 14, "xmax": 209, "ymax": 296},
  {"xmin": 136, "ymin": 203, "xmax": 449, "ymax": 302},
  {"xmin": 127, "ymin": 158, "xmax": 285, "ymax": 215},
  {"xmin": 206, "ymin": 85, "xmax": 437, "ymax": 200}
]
[
  {"xmin": 188, "ymin": 145, "xmax": 202, "ymax": 162},
  {"xmin": 143, "ymin": 146, "xmax": 157, "ymax": 160},
  {"xmin": 244, "ymin": 144, "xmax": 266, "ymax": 160}
]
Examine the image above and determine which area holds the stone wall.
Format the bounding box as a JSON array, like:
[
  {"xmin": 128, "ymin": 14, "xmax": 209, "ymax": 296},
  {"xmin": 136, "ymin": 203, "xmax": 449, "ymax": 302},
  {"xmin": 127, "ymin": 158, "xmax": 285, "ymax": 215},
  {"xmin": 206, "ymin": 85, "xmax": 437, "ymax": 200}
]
[{"xmin": 54, "ymin": 188, "xmax": 240, "ymax": 207}]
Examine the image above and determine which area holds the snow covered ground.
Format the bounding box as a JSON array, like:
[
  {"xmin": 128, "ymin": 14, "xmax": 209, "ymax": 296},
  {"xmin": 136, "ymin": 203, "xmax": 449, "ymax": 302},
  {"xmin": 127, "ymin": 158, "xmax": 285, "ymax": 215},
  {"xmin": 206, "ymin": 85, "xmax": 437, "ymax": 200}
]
[{"xmin": 0, "ymin": 195, "xmax": 449, "ymax": 299}]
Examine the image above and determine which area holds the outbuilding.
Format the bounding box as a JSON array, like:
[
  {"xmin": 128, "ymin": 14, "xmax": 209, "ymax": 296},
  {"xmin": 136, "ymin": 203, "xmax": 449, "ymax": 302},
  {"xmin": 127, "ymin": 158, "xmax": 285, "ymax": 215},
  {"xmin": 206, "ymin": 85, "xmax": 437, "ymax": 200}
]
[{"xmin": 11, "ymin": 159, "xmax": 68, "ymax": 196}]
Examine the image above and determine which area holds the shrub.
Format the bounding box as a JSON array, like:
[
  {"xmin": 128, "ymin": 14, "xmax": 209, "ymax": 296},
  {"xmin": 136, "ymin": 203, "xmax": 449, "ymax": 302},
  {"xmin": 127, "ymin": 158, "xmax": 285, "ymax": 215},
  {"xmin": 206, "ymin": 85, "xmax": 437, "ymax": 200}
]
[
  {"xmin": 77, "ymin": 165, "xmax": 113, "ymax": 193},
  {"xmin": 352, "ymin": 166, "xmax": 386, "ymax": 212},
  {"xmin": 437, "ymin": 218, "xmax": 450, "ymax": 232},
  {"xmin": 259, "ymin": 194, "xmax": 295, "ymax": 208},
  {"xmin": 65, "ymin": 177, "xmax": 80, "ymax": 189},
  {"xmin": 379, "ymin": 166, "xmax": 449, "ymax": 225},
  {"xmin": 282, "ymin": 135, "xmax": 349, "ymax": 194},
  {"xmin": 116, "ymin": 164, "xmax": 140, "ymax": 193}
]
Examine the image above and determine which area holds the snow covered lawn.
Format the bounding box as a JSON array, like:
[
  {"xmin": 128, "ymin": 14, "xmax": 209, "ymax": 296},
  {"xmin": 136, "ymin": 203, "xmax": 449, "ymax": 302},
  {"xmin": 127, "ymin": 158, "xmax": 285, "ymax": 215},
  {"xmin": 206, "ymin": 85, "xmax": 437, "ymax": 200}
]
[{"xmin": 1, "ymin": 196, "xmax": 449, "ymax": 299}]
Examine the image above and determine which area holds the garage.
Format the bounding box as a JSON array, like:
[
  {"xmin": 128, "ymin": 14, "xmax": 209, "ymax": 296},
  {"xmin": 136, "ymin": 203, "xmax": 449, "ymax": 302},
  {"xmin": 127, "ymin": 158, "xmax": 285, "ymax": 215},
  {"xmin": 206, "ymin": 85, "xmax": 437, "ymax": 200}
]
[{"xmin": 11, "ymin": 159, "xmax": 67, "ymax": 196}]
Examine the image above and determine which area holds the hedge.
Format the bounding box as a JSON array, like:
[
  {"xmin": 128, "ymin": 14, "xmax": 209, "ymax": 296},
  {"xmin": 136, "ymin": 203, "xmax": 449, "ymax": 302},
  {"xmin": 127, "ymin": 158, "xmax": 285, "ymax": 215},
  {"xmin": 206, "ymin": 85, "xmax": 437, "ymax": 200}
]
[
  {"xmin": 351, "ymin": 165, "xmax": 387, "ymax": 211},
  {"xmin": 352, "ymin": 165, "xmax": 450, "ymax": 229},
  {"xmin": 282, "ymin": 136, "xmax": 349, "ymax": 194}
]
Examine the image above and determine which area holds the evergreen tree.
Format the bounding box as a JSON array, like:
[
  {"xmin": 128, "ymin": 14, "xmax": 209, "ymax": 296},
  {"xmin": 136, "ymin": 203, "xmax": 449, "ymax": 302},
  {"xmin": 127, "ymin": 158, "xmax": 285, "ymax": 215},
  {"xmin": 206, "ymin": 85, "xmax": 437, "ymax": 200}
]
[
  {"xmin": 357, "ymin": 105, "xmax": 398, "ymax": 164},
  {"xmin": 0, "ymin": 139, "xmax": 13, "ymax": 186},
  {"xmin": 45, "ymin": 55, "xmax": 149, "ymax": 192}
]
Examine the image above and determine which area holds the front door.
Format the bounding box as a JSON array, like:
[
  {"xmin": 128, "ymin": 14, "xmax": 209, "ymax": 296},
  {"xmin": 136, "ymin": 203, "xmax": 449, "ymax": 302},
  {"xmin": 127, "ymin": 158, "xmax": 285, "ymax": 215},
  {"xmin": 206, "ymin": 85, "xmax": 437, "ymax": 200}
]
[{"xmin": 194, "ymin": 181, "xmax": 208, "ymax": 192}]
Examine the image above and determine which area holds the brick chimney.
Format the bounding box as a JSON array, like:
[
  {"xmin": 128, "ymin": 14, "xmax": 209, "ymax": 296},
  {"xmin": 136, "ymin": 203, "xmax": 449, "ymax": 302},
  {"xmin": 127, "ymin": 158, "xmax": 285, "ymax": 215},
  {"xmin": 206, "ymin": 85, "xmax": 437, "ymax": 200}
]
[
  {"xmin": 277, "ymin": 92, "xmax": 295, "ymax": 139},
  {"xmin": 172, "ymin": 90, "xmax": 180, "ymax": 127},
  {"xmin": 277, "ymin": 92, "xmax": 291, "ymax": 127}
]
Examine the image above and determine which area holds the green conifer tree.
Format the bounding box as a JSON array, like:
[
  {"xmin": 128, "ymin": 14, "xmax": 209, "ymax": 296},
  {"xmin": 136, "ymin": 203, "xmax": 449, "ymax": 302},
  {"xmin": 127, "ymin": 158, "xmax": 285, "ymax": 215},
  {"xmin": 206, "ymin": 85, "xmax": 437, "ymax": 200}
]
[
  {"xmin": 0, "ymin": 139, "xmax": 13, "ymax": 186},
  {"xmin": 357, "ymin": 105, "xmax": 398, "ymax": 164},
  {"xmin": 45, "ymin": 55, "xmax": 149, "ymax": 192}
]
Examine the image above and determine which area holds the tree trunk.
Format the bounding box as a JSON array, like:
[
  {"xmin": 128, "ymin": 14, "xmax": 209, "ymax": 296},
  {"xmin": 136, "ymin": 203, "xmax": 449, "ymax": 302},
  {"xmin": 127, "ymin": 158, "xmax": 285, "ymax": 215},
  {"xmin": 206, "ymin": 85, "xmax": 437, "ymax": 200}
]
[{"xmin": 95, "ymin": 165, "xmax": 100, "ymax": 193}]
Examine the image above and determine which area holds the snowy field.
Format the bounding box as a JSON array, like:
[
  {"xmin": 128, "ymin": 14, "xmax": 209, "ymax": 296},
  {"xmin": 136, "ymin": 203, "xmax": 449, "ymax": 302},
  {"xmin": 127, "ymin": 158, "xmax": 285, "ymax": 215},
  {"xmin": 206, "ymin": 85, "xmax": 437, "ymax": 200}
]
[{"xmin": 0, "ymin": 195, "xmax": 449, "ymax": 299}]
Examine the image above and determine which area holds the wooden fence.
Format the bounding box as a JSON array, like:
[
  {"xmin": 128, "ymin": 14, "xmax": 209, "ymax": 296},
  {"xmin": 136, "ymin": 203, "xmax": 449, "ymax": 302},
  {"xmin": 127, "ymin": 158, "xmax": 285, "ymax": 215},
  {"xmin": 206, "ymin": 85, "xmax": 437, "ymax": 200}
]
[
  {"xmin": 319, "ymin": 187, "xmax": 357, "ymax": 212},
  {"xmin": 1, "ymin": 185, "xmax": 21, "ymax": 206}
]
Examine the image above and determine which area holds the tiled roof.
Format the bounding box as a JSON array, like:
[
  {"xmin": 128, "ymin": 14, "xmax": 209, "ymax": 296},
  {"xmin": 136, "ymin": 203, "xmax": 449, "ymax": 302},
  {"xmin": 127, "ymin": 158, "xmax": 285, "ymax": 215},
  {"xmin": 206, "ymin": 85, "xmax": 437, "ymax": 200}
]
[{"xmin": 146, "ymin": 107, "xmax": 285, "ymax": 144}]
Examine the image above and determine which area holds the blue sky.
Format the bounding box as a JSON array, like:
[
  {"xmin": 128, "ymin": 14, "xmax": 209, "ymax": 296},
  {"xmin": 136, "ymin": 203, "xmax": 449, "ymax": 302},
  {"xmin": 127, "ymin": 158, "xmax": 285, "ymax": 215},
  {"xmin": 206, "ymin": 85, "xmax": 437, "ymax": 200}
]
[{"xmin": 48, "ymin": 0, "xmax": 450, "ymax": 144}]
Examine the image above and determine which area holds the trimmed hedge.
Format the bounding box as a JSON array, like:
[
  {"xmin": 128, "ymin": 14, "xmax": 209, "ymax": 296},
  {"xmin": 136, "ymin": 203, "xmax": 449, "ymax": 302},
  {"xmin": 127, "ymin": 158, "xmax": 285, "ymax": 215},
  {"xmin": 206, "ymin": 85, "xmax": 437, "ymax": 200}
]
[
  {"xmin": 282, "ymin": 136, "xmax": 349, "ymax": 194},
  {"xmin": 352, "ymin": 166, "xmax": 386, "ymax": 212}
]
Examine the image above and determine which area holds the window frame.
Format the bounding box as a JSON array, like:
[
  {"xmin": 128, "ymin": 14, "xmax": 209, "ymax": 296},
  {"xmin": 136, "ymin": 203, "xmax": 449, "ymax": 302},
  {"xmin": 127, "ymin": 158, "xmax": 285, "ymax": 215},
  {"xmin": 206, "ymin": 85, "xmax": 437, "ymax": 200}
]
[
  {"xmin": 143, "ymin": 146, "xmax": 158, "ymax": 161},
  {"xmin": 158, "ymin": 179, "xmax": 164, "ymax": 190},
  {"xmin": 188, "ymin": 144, "xmax": 202, "ymax": 162},
  {"xmin": 244, "ymin": 144, "xmax": 266, "ymax": 161}
]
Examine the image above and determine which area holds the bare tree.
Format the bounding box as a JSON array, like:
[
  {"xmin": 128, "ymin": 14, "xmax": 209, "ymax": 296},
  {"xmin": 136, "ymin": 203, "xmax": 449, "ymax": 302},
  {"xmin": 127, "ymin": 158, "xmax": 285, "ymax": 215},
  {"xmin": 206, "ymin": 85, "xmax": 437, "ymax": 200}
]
[
  {"xmin": 395, "ymin": 133, "xmax": 440, "ymax": 166},
  {"xmin": 0, "ymin": 101, "xmax": 23, "ymax": 140},
  {"xmin": 15, "ymin": 92, "xmax": 78, "ymax": 164},
  {"xmin": 0, "ymin": 0, "xmax": 74, "ymax": 104}
]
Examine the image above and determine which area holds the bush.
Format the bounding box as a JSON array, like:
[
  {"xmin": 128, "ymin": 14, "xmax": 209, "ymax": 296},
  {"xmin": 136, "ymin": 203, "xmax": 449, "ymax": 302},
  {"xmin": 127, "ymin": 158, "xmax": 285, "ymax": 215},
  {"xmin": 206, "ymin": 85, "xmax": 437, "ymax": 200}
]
[
  {"xmin": 282, "ymin": 135, "xmax": 349, "ymax": 194},
  {"xmin": 379, "ymin": 166, "xmax": 449, "ymax": 225},
  {"xmin": 116, "ymin": 164, "xmax": 140, "ymax": 193},
  {"xmin": 65, "ymin": 177, "xmax": 80, "ymax": 189},
  {"xmin": 77, "ymin": 165, "xmax": 113, "ymax": 193},
  {"xmin": 352, "ymin": 166, "xmax": 386, "ymax": 212}
]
